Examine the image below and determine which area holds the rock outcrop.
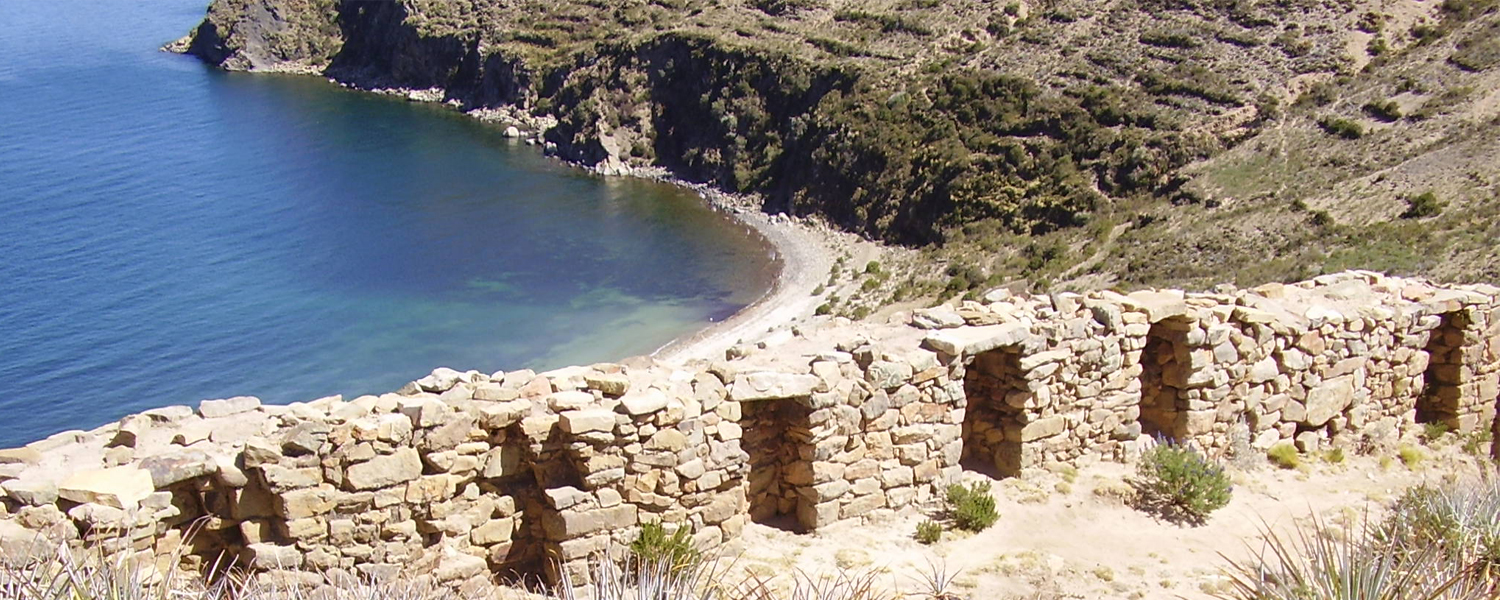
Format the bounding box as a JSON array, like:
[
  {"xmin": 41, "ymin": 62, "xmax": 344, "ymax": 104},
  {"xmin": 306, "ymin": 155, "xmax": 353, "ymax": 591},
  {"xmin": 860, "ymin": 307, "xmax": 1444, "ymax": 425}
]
[{"xmin": 1, "ymin": 271, "xmax": 1497, "ymax": 594}]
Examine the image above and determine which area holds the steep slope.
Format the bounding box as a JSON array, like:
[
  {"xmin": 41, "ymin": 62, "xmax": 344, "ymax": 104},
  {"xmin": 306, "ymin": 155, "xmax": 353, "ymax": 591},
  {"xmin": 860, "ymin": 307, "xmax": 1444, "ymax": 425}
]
[{"xmin": 176, "ymin": 0, "xmax": 1500, "ymax": 290}]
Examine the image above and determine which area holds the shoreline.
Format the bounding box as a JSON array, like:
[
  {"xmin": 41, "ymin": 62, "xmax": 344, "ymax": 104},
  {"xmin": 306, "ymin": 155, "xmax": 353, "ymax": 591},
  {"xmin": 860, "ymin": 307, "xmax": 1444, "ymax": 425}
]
[
  {"xmin": 357, "ymin": 84, "xmax": 845, "ymax": 366},
  {"xmin": 648, "ymin": 186, "xmax": 839, "ymax": 364},
  {"xmin": 155, "ymin": 46, "xmax": 848, "ymax": 369}
]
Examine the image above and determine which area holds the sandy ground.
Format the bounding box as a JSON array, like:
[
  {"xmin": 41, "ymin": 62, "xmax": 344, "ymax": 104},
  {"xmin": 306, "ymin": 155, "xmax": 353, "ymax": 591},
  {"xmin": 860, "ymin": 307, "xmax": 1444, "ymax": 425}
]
[{"xmin": 720, "ymin": 440, "xmax": 1497, "ymax": 600}]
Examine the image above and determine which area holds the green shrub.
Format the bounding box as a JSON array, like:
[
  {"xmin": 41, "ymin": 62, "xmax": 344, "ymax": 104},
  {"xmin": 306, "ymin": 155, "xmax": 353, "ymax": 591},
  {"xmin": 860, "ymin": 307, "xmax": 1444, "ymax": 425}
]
[
  {"xmin": 1402, "ymin": 191, "xmax": 1445, "ymax": 219},
  {"xmin": 1423, "ymin": 421, "xmax": 1452, "ymax": 443},
  {"xmin": 864, "ymin": 260, "xmax": 883, "ymax": 275},
  {"xmin": 1322, "ymin": 447, "xmax": 1346, "ymax": 464},
  {"xmin": 1399, "ymin": 444, "xmax": 1427, "ymax": 468},
  {"xmin": 815, "ymin": 303, "xmax": 833, "ymax": 315},
  {"xmin": 1319, "ymin": 117, "xmax": 1365, "ymax": 139},
  {"xmin": 945, "ymin": 481, "xmax": 1000, "ymax": 532},
  {"xmin": 915, "ymin": 519, "xmax": 944, "ymax": 544},
  {"xmin": 1267, "ymin": 442, "xmax": 1301, "ymax": 470},
  {"xmin": 1130, "ymin": 439, "xmax": 1234, "ymax": 525},
  {"xmin": 1363, "ymin": 99, "xmax": 1402, "ymax": 122},
  {"xmin": 629, "ymin": 522, "xmax": 700, "ymax": 573}
]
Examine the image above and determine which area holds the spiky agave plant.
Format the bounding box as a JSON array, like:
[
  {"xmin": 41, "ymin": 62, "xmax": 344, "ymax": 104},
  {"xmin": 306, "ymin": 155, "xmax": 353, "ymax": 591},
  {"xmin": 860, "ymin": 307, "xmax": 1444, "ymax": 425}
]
[
  {"xmin": 548, "ymin": 546, "xmax": 733, "ymax": 600},
  {"xmin": 0, "ymin": 543, "xmax": 207, "ymax": 600},
  {"xmin": 732, "ymin": 569, "xmax": 890, "ymax": 600},
  {"xmin": 1376, "ymin": 478, "xmax": 1500, "ymax": 588},
  {"xmin": 1215, "ymin": 513, "xmax": 1492, "ymax": 600}
]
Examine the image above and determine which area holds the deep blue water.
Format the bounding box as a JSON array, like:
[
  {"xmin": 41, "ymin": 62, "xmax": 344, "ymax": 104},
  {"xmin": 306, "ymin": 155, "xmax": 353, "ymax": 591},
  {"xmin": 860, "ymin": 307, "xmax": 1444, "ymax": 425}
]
[{"xmin": 0, "ymin": 0, "xmax": 773, "ymax": 446}]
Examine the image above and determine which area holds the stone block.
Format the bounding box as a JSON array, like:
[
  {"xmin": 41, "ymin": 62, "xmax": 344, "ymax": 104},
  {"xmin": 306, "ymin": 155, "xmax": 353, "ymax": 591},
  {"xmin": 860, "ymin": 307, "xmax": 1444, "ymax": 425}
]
[
  {"xmin": 57, "ymin": 467, "xmax": 154, "ymax": 509},
  {"xmin": 730, "ymin": 372, "xmax": 821, "ymax": 401},
  {"xmin": 560, "ymin": 410, "xmax": 616, "ymax": 434},
  {"xmin": 1020, "ymin": 416, "xmax": 1066, "ymax": 442},
  {"xmin": 585, "ymin": 373, "xmax": 630, "ymax": 396},
  {"xmin": 344, "ymin": 448, "xmax": 421, "ymax": 491},
  {"xmin": 199, "ymin": 396, "xmax": 261, "ymax": 419},
  {"xmin": 621, "ymin": 389, "xmax": 669, "ymax": 415}
]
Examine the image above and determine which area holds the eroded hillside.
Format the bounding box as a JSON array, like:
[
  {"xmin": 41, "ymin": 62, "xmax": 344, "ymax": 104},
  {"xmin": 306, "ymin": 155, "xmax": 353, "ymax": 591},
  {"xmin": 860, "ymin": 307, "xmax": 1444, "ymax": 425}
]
[{"xmin": 181, "ymin": 0, "xmax": 1500, "ymax": 293}]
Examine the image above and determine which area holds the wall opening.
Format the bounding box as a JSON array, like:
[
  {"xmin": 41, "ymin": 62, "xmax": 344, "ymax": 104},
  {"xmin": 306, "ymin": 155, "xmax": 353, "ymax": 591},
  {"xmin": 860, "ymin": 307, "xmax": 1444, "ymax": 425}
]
[
  {"xmin": 1140, "ymin": 318, "xmax": 1193, "ymax": 442},
  {"xmin": 742, "ymin": 399, "xmax": 815, "ymax": 532},
  {"xmin": 1418, "ymin": 311, "xmax": 1470, "ymax": 428},
  {"xmin": 491, "ymin": 432, "xmax": 561, "ymax": 588},
  {"xmin": 961, "ymin": 346, "xmax": 1028, "ymax": 478}
]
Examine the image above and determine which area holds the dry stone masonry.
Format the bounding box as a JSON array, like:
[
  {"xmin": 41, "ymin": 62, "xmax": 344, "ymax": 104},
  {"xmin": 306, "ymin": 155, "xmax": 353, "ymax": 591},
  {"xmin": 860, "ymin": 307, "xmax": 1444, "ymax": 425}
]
[{"xmin": 0, "ymin": 271, "xmax": 1496, "ymax": 593}]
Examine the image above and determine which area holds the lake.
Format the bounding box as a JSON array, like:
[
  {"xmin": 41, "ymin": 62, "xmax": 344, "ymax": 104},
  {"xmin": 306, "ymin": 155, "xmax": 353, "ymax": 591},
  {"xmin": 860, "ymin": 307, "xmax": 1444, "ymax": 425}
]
[{"xmin": 0, "ymin": 0, "xmax": 773, "ymax": 447}]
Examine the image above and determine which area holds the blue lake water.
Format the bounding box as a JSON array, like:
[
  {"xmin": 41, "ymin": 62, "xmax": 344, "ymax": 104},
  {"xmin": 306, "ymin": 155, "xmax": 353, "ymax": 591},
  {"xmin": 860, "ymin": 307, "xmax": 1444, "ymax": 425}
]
[{"xmin": 0, "ymin": 0, "xmax": 773, "ymax": 447}]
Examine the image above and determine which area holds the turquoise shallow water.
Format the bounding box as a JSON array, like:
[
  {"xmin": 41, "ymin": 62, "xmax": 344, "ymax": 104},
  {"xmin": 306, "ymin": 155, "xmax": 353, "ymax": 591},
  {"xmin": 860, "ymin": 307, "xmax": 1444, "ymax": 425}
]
[{"xmin": 0, "ymin": 0, "xmax": 773, "ymax": 447}]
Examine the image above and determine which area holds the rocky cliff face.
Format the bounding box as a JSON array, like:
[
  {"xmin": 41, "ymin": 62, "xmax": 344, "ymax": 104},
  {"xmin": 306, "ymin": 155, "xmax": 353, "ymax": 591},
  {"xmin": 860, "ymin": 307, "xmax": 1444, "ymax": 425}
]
[
  {"xmin": 178, "ymin": 0, "xmax": 1237, "ymax": 244},
  {"xmin": 179, "ymin": 0, "xmax": 1500, "ymax": 284}
]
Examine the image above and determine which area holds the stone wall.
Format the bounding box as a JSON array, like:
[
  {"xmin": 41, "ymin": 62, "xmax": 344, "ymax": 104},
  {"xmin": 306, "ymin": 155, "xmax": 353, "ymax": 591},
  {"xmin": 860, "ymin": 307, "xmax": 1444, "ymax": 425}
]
[{"xmin": 0, "ymin": 271, "xmax": 1496, "ymax": 593}]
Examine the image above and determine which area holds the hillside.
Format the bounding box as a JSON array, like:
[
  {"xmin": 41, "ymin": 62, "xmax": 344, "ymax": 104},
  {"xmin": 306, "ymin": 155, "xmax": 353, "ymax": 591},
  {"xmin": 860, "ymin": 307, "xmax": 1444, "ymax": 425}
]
[{"xmin": 179, "ymin": 0, "xmax": 1500, "ymax": 293}]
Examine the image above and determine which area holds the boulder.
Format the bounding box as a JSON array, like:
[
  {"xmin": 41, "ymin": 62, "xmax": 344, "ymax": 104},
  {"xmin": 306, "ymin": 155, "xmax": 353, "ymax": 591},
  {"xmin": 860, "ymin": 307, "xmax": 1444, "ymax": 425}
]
[{"xmin": 57, "ymin": 467, "xmax": 155, "ymax": 509}]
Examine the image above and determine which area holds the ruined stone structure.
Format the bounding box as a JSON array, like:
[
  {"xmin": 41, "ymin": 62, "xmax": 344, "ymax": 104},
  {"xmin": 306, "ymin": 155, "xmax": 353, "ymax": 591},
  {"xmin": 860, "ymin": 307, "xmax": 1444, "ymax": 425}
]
[{"xmin": 0, "ymin": 271, "xmax": 1496, "ymax": 593}]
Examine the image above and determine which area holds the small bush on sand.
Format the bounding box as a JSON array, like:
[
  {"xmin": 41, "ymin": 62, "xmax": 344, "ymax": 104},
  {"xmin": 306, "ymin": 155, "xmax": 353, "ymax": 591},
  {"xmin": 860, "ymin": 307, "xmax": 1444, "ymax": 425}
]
[
  {"xmin": 1131, "ymin": 439, "xmax": 1233, "ymax": 525},
  {"xmin": 915, "ymin": 519, "xmax": 944, "ymax": 544},
  {"xmin": 945, "ymin": 482, "xmax": 999, "ymax": 532},
  {"xmin": 1400, "ymin": 444, "xmax": 1427, "ymax": 468},
  {"xmin": 1267, "ymin": 442, "xmax": 1301, "ymax": 469}
]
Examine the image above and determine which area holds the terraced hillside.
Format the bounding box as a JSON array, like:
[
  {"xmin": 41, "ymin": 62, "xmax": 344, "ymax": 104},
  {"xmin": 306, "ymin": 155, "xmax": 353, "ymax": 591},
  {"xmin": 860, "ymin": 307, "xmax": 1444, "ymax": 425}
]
[{"xmin": 182, "ymin": 0, "xmax": 1500, "ymax": 291}]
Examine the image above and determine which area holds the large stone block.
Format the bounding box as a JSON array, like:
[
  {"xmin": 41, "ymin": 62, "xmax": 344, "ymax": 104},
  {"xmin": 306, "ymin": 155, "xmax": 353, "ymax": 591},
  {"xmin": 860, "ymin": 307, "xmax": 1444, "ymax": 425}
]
[
  {"xmin": 57, "ymin": 467, "xmax": 154, "ymax": 509},
  {"xmin": 730, "ymin": 372, "xmax": 821, "ymax": 401},
  {"xmin": 1303, "ymin": 377, "xmax": 1355, "ymax": 427},
  {"xmin": 922, "ymin": 322, "xmax": 1032, "ymax": 356},
  {"xmin": 344, "ymin": 448, "xmax": 421, "ymax": 491},
  {"xmin": 199, "ymin": 396, "xmax": 261, "ymax": 419},
  {"xmin": 559, "ymin": 410, "xmax": 616, "ymax": 434},
  {"xmin": 543, "ymin": 504, "xmax": 638, "ymax": 538},
  {"xmin": 1020, "ymin": 416, "xmax": 1066, "ymax": 442}
]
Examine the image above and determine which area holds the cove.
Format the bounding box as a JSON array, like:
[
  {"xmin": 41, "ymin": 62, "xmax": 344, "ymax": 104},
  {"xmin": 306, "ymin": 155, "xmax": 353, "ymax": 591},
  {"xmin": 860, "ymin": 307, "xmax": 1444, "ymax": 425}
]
[{"xmin": 0, "ymin": 0, "xmax": 774, "ymax": 447}]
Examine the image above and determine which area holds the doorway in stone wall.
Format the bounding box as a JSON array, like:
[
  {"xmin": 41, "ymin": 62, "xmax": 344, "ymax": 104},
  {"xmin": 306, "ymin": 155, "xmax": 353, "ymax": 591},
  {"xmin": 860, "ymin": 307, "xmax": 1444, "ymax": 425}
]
[
  {"xmin": 1418, "ymin": 311, "xmax": 1470, "ymax": 429},
  {"xmin": 742, "ymin": 398, "xmax": 814, "ymax": 532},
  {"xmin": 962, "ymin": 346, "xmax": 1028, "ymax": 478},
  {"xmin": 1140, "ymin": 318, "xmax": 1193, "ymax": 442}
]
